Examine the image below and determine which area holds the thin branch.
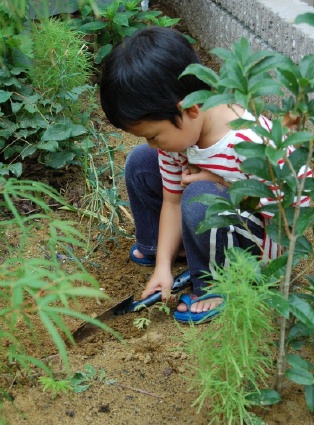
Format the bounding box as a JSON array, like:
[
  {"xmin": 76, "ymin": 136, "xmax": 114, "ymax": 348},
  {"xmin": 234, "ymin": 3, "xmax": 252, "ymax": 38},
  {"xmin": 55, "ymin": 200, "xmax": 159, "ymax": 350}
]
[{"xmin": 116, "ymin": 382, "xmax": 164, "ymax": 399}]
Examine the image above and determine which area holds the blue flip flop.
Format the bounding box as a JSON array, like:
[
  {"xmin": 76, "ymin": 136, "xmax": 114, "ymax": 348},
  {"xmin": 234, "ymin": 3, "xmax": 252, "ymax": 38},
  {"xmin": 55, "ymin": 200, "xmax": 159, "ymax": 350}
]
[
  {"xmin": 174, "ymin": 293, "xmax": 225, "ymax": 324},
  {"xmin": 129, "ymin": 244, "xmax": 155, "ymax": 267}
]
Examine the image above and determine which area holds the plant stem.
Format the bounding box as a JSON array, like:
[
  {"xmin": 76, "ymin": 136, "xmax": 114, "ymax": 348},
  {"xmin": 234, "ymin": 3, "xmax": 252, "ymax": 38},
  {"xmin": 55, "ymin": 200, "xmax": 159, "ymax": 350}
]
[{"xmin": 275, "ymin": 138, "xmax": 313, "ymax": 392}]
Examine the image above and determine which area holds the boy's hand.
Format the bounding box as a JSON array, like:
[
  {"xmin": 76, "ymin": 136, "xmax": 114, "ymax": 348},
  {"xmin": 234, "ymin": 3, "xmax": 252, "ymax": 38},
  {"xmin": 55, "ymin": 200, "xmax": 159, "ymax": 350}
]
[
  {"xmin": 141, "ymin": 269, "xmax": 174, "ymax": 302},
  {"xmin": 181, "ymin": 165, "xmax": 226, "ymax": 188}
]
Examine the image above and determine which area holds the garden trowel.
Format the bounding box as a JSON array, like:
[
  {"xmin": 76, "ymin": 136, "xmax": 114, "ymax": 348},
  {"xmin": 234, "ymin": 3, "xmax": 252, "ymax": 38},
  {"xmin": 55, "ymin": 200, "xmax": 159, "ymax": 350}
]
[{"xmin": 72, "ymin": 269, "xmax": 191, "ymax": 343}]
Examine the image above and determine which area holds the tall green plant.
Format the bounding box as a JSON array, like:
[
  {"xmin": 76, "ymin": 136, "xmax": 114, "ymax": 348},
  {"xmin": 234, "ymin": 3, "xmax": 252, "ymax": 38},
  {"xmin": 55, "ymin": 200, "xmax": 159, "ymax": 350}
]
[
  {"xmin": 181, "ymin": 249, "xmax": 278, "ymax": 424},
  {"xmin": 180, "ymin": 14, "xmax": 314, "ymax": 415},
  {"xmin": 60, "ymin": 124, "xmax": 132, "ymax": 248},
  {"xmin": 0, "ymin": 177, "xmax": 118, "ymax": 382}
]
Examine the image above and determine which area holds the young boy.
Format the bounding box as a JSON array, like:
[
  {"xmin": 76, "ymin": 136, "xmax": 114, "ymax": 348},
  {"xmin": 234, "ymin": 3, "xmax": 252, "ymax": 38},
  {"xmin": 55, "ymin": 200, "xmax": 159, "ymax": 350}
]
[{"xmin": 100, "ymin": 26, "xmax": 311, "ymax": 323}]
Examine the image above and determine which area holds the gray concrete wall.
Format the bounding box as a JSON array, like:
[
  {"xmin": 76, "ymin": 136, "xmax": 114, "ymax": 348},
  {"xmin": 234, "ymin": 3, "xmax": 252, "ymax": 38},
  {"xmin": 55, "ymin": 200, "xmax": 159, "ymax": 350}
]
[{"xmin": 160, "ymin": 0, "xmax": 314, "ymax": 63}]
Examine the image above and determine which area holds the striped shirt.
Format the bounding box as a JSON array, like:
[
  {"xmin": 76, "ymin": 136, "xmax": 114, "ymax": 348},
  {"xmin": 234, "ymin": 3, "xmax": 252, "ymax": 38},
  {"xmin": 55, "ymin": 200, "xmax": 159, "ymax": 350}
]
[{"xmin": 158, "ymin": 111, "xmax": 312, "ymax": 260}]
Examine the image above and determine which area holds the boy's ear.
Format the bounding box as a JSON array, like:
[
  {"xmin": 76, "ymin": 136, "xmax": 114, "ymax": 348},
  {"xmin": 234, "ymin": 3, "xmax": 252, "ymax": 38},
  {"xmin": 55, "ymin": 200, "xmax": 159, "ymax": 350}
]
[{"xmin": 177, "ymin": 101, "xmax": 200, "ymax": 118}]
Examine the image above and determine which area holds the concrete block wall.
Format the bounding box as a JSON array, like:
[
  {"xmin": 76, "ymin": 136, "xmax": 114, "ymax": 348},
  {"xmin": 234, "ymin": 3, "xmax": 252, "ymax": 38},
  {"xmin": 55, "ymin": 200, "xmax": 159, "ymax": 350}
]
[{"xmin": 159, "ymin": 0, "xmax": 314, "ymax": 63}]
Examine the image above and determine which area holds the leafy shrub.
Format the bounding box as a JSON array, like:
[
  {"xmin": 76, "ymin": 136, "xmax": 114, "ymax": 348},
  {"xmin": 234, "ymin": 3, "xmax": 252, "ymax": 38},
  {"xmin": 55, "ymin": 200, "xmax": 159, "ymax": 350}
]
[
  {"xmin": 181, "ymin": 13, "xmax": 314, "ymax": 418},
  {"xmin": 70, "ymin": 0, "xmax": 180, "ymax": 64},
  {"xmin": 0, "ymin": 64, "xmax": 92, "ymax": 176}
]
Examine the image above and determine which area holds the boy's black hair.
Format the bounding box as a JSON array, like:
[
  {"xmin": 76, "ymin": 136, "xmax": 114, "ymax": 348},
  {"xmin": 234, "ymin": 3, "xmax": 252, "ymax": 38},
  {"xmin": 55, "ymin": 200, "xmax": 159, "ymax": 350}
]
[{"xmin": 100, "ymin": 26, "xmax": 211, "ymax": 131}]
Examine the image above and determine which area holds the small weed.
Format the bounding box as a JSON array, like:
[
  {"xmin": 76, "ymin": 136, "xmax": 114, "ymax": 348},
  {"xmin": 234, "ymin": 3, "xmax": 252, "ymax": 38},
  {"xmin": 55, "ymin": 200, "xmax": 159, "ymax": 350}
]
[
  {"xmin": 38, "ymin": 376, "xmax": 73, "ymax": 399},
  {"xmin": 70, "ymin": 364, "xmax": 106, "ymax": 393},
  {"xmin": 133, "ymin": 302, "xmax": 170, "ymax": 330},
  {"xmin": 133, "ymin": 317, "xmax": 151, "ymax": 330}
]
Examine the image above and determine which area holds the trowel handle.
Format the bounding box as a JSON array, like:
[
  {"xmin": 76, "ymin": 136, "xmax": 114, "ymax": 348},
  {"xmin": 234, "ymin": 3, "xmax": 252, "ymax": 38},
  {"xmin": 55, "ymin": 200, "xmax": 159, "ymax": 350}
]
[{"xmin": 130, "ymin": 269, "xmax": 191, "ymax": 311}]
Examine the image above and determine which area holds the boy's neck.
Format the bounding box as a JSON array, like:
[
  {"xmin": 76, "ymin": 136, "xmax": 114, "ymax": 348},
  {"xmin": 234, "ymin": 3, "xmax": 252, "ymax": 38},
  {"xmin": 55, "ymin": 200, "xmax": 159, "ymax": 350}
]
[{"xmin": 197, "ymin": 104, "xmax": 244, "ymax": 149}]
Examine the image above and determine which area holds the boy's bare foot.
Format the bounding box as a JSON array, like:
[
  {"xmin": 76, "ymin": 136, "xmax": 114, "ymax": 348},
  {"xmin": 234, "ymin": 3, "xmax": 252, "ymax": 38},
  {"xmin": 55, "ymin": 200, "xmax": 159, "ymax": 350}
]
[
  {"xmin": 177, "ymin": 294, "xmax": 223, "ymax": 313},
  {"xmin": 132, "ymin": 247, "xmax": 186, "ymax": 260},
  {"xmin": 132, "ymin": 248, "xmax": 145, "ymax": 259}
]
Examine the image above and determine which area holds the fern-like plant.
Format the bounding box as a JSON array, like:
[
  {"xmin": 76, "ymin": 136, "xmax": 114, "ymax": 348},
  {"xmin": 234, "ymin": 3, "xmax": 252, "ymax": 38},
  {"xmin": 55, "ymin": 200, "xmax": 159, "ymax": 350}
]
[
  {"xmin": 0, "ymin": 177, "xmax": 118, "ymax": 381},
  {"xmin": 181, "ymin": 248, "xmax": 278, "ymax": 424},
  {"xmin": 28, "ymin": 18, "xmax": 93, "ymax": 104}
]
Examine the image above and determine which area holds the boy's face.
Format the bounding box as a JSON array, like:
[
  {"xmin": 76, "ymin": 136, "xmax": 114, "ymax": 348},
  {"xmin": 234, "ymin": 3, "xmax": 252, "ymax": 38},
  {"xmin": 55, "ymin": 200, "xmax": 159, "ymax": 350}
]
[{"xmin": 127, "ymin": 108, "xmax": 202, "ymax": 152}]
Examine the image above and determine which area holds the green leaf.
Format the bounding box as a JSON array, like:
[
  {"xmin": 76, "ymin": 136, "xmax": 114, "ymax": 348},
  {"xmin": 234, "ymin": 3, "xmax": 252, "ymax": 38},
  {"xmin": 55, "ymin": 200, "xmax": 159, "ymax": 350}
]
[
  {"xmin": 296, "ymin": 208, "xmax": 314, "ymax": 235},
  {"xmin": 286, "ymin": 353, "xmax": 314, "ymax": 371},
  {"xmin": 180, "ymin": 64, "xmax": 219, "ymax": 87},
  {"xmin": 191, "ymin": 193, "xmax": 233, "ymax": 208},
  {"xmin": 8, "ymin": 163, "xmax": 22, "ymax": 178},
  {"xmin": 41, "ymin": 123, "xmax": 72, "ymax": 142},
  {"xmin": 211, "ymin": 47, "xmax": 234, "ymax": 61},
  {"xmin": 39, "ymin": 311, "xmax": 69, "ymax": 370},
  {"xmin": 196, "ymin": 215, "xmax": 241, "ymax": 234},
  {"xmin": 84, "ymin": 364, "xmax": 97, "ymax": 379},
  {"xmin": 288, "ymin": 322, "xmax": 312, "ymax": 341},
  {"xmin": 79, "ymin": 21, "xmax": 107, "ymax": 32},
  {"xmin": 229, "ymin": 179, "xmax": 275, "ymax": 205},
  {"xmin": 202, "ymin": 93, "xmax": 235, "ymax": 110},
  {"xmin": 295, "ymin": 13, "xmax": 314, "ymax": 26},
  {"xmin": 270, "ymin": 119, "xmax": 285, "ymax": 147},
  {"xmin": 11, "ymin": 101, "xmax": 23, "ymax": 113},
  {"xmin": 289, "ymin": 294, "xmax": 314, "ymax": 331},
  {"xmin": 234, "ymin": 90, "xmax": 249, "ymax": 109},
  {"xmin": 276, "ymin": 68, "xmax": 299, "ymax": 95},
  {"xmin": 294, "ymin": 236, "xmax": 313, "ymax": 256},
  {"xmin": 249, "ymin": 53, "xmax": 291, "ymax": 77},
  {"xmin": 281, "ymin": 147, "xmax": 309, "ymax": 177},
  {"xmin": 45, "ymin": 151, "xmax": 76, "ymax": 169},
  {"xmin": 304, "ymin": 178, "xmax": 314, "ymax": 195},
  {"xmin": 37, "ymin": 141, "xmax": 59, "ymax": 152},
  {"xmin": 299, "ymin": 55, "xmax": 314, "ymax": 80},
  {"xmin": 0, "ymin": 90, "xmax": 13, "ymax": 102},
  {"xmin": 113, "ymin": 13, "xmax": 129, "ymax": 27},
  {"xmin": 182, "ymin": 90, "xmax": 213, "ymax": 109},
  {"xmin": 245, "ymin": 50, "xmax": 275, "ymax": 73},
  {"xmin": 70, "ymin": 124, "xmax": 87, "ymax": 137},
  {"xmin": 234, "ymin": 141, "xmax": 266, "ymax": 157},
  {"xmin": 265, "ymin": 145, "xmax": 286, "ymax": 165},
  {"xmin": 263, "ymin": 291, "xmax": 289, "ymax": 318},
  {"xmin": 240, "ymin": 157, "xmax": 272, "ymax": 180},
  {"xmin": 72, "ymin": 383, "xmax": 91, "ymax": 393},
  {"xmin": 203, "ymin": 201, "xmax": 238, "ymax": 216},
  {"xmin": 249, "ymin": 79, "xmax": 283, "ymax": 97},
  {"xmin": 263, "ymin": 253, "xmax": 288, "ymax": 278},
  {"xmin": 246, "ymin": 389, "xmax": 281, "ymax": 406},
  {"xmin": 305, "ymin": 384, "xmax": 314, "ymax": 412},
  {"xmin": 281, "ymin": 131, "xmax": 313, "ymax": 148},
  {"xmin": 94, "ymin": 44, "xmax": 113, "ymax": 64},
  {"xmin": 232, "ymin": 37, "xmax": 251, "ymax": 63},
  {"xmin": 285, "ymin": 367, "xmax": 314, "ymax": 385}
]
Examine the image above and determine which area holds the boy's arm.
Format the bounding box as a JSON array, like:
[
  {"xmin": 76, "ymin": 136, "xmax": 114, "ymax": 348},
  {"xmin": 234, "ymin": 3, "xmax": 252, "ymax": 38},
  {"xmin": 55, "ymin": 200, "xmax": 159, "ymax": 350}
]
[
  {"xmin": 181, "ymin": 166, "xmax": 230, "ymax": 188},
  {"xmin": 141, "ymin": 189, "xmax": 183, "ymax": 301}
]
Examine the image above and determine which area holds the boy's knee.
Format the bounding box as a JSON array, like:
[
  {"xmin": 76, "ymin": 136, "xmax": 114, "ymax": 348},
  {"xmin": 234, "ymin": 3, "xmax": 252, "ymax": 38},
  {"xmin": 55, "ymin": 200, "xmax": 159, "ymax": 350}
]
[
  {"xmin": 181, "ymin": 181, "xmax": 229, "ymax": 225},
  {"xmin": 181, "ymin": 182, "xmax": 207, "ymax": 221},
  {"xmin": 125, "ymin": 145, "xmax": 153, "ymax": 179},
  {"xmin": 126, "ymin": 145, "xmax": 146, "ymax": 169}
]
